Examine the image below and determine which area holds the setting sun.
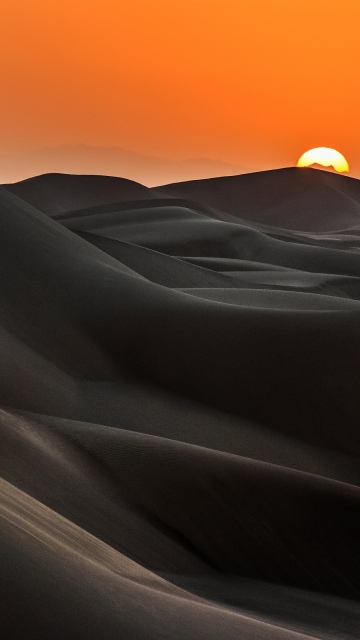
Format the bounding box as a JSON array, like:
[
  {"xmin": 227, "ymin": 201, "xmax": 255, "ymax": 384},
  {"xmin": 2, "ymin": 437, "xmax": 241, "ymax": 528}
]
[{"xmin": 297, "ymin": 148, "xmax": 349, "ymax": 173}]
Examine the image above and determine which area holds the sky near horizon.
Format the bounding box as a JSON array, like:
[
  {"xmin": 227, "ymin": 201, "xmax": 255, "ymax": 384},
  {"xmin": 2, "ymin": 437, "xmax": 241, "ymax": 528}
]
[{"xmin": 1, "ymin": 0, "xmax": 360, "ymax": 179}]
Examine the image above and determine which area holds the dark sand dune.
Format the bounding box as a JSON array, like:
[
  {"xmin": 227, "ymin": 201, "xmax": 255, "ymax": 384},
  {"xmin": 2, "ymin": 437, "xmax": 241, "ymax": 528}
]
[
  {"xmin": 1, "ymin": 170, "xmax": 360, "ymax": 638},
  {"xmin": 4, "ymin": 172, "xmax": 158, "ymax": 216},
  {"xmin": 157, "ymin": 167, "xmax": 360, "ymax": 231}
]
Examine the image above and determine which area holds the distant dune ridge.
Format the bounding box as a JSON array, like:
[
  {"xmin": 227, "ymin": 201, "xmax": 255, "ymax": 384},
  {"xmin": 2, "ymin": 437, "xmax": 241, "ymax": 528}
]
[
  {"xmin": 1, "ymin": 167, "xmax": 360, "ymax": 638},
  {"xmin": 0, "ymin": 145, "xmax": 244, "ymax": 187}
]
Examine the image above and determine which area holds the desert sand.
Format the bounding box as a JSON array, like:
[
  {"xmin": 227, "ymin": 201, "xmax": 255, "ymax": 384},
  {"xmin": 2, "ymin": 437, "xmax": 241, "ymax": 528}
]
[{"xmin": 1, "ymin": 167, "xmax": 360, "ymax": 638}]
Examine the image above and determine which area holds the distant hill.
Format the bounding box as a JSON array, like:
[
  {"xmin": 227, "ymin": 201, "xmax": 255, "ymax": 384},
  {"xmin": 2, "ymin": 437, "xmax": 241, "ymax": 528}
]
[
  {"xmin": 0, "ymin": 145, "xmax": 244, "ymax": 187},
  {"xmin": 303, "ymin": 163, "xmax": 347, "ymax": 174}
]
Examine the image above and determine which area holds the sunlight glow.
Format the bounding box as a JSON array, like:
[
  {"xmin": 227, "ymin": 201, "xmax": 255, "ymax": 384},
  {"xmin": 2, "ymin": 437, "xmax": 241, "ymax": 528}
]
[{"xmin": 297, "ymin": 148, "xmax": 349, "ymax": 173}]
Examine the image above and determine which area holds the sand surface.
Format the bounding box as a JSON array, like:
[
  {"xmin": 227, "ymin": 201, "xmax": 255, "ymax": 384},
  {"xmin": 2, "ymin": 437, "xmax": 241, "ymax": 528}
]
[{"xmin": 1, "ymin": 167, "xmax": 360, "ymax": 638}]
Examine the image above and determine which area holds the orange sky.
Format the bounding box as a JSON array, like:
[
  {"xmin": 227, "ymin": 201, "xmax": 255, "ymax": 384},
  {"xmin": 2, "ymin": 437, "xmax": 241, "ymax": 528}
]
[{"xmin": 1, "ymin": 0, "xmax": 360, "ymax": 181}]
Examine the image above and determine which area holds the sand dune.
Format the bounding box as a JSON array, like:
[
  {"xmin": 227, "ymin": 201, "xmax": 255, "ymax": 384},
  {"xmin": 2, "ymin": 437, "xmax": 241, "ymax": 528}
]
[
  {"xmin": 157, "ymin": 167, "xmax": 360, "ymax": 232},
  {"xmin": 0, "ymin": 168, "xmax": 360, "ymax": 638},
  {"xmin": 0, "ymin": 145, "xmax": 243, "ymax": 187},
  {"xmin": 4, "ymin": 172, "xmax": 157, "ymax": 216}
]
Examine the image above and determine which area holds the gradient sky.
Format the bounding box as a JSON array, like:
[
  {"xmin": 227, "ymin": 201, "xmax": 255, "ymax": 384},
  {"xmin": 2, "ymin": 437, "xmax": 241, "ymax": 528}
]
[{"xmin": 1, "ymin": 0, "xmax": 360, "ymax": 179}]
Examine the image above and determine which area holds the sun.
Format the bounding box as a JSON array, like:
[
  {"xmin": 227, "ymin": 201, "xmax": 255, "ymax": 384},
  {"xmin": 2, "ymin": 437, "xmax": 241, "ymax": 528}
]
[{"xmin": 297, "ymin": 147, "xmax": 349, "ymax": 173}]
